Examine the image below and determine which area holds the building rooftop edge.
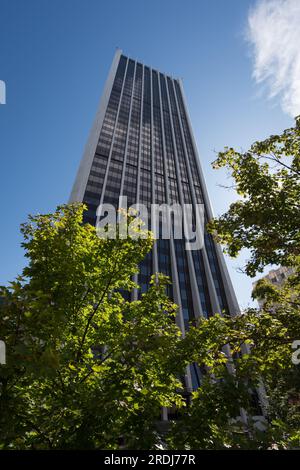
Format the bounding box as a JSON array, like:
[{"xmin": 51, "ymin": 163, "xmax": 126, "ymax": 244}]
[{"xmin": 118, "ymin": 50, "xmax": 182, "ymax": 83}]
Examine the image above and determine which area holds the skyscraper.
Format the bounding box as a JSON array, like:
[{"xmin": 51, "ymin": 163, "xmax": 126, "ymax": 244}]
[{"xmin": 70, "ymin": 49, "xmax": 240, "ymax": 390}]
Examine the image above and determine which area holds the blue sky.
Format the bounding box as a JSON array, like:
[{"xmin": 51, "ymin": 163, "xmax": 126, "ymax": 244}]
[{"xmin": 0, "ymin": 0, "xmax": 296, "ymax": 308}]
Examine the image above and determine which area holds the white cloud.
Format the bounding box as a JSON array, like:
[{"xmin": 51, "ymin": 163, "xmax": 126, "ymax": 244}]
[{"xmin": 247, "ymin": 0, "xmax": 300, "ymax": 117}]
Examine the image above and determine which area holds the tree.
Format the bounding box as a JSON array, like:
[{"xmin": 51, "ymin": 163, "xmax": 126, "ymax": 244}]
[
  {"xmin": 165, "ymin": 117, "xmax": 300, "ymax": 449},
  {"xmin": 170, "ymin": 116, "xmax": 300, "ymax": 449},
  {"xmin": 207, "ymin": 116, "xmax": 300, "ymax": 277},
  {"xmin": 0, "ymin": 204, "xmax": 186, "ymax": 449},
  {"xmin": 167, "ymin": 297, "xmax": 300, "ymax": 449}
]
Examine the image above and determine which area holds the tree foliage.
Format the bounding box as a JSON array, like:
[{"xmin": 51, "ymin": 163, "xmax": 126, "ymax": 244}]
[
  {"xmin": 169, "ymin": 290, "xmax": 300, "ymax": 449},
  {"xmin": 0, "ymin": 204, "xmax": 185, "ymax": 449},
  {"xmin": 208, "ymin": 116, "xmax": 300, "ymax": 277},
  {"xmin": 179, "ymin": 116, "xmax": 300, "ymax": 449}
]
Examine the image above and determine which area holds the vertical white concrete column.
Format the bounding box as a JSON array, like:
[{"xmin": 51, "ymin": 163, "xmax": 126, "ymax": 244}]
[{"xmin": 69, "ymin": 48, "xmax": 122, "ymax": 203}]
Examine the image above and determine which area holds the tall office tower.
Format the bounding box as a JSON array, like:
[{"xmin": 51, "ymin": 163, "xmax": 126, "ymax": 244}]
[{"xmin": 70, "ymin": 49, "xmax": 240, "ymax": 390}]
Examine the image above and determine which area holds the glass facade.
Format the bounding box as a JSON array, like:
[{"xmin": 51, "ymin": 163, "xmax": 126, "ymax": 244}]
[{"xmin": 71, "ymin": 51, "xmax": 239, "ymax": 395}]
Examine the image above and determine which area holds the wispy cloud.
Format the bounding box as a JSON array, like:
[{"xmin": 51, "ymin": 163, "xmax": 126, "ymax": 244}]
[{"xmin": 247, "ymin": 0, "xmax": 300, "ymax": 117}]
